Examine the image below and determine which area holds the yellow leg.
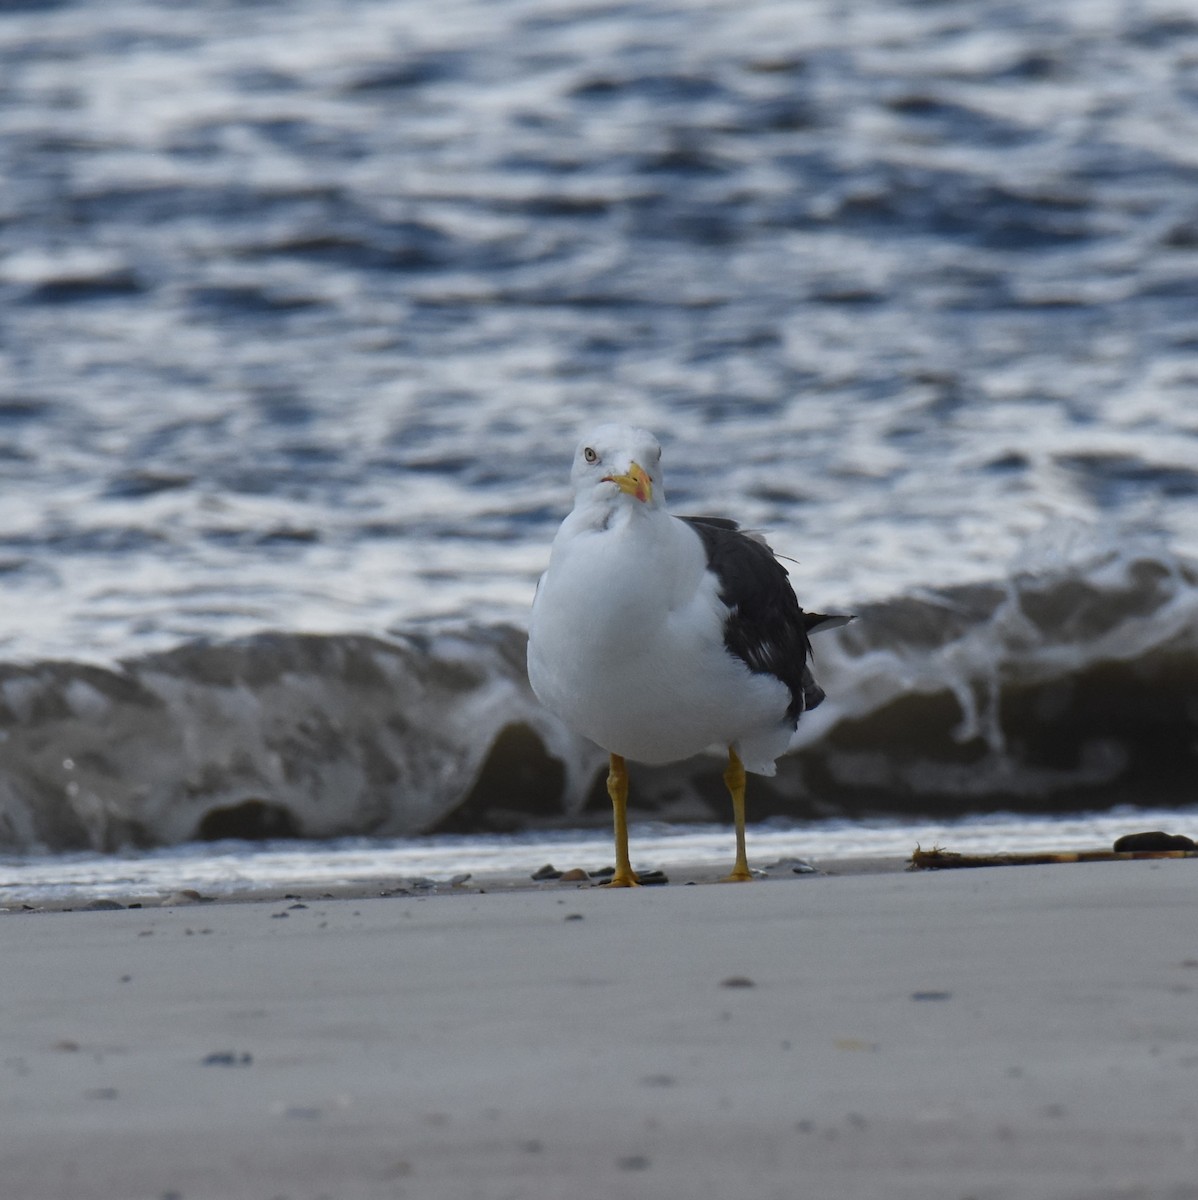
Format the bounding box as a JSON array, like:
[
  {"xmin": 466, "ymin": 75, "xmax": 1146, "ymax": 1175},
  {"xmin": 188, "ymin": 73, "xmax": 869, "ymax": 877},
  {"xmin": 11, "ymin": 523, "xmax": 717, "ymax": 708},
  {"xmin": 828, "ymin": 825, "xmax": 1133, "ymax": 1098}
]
[
  {"xmin": 721, "ymin": 747, "xmax": 754, "ymax": 882},
  {"xmin": 604, "ymin": 753, "xmax": 640, "ymax": 887}
]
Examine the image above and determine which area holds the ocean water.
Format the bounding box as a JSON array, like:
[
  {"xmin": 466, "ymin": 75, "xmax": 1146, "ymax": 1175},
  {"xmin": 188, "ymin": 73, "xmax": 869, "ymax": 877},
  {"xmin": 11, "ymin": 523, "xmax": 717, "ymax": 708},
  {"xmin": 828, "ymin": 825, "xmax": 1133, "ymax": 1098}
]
[{"xmin": 2, "ymin": 0, "xmax": 1197, "ymax": 880}]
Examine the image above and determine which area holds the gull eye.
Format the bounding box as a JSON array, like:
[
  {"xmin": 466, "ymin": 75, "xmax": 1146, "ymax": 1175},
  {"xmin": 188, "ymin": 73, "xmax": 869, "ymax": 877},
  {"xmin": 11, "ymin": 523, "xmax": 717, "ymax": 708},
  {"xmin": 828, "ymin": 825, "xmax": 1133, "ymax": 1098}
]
[{"xmin": 583, "ymin": 447, "xmax": 599, "ymax": 464}]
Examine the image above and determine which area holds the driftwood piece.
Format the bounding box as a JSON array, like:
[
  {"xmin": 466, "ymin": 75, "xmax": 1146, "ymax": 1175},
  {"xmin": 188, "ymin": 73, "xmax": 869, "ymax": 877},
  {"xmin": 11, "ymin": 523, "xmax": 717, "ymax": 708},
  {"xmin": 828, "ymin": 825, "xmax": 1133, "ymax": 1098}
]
[{"xmin": 910, "ymin": 843, "xmax": 1198, "ymax": 871}]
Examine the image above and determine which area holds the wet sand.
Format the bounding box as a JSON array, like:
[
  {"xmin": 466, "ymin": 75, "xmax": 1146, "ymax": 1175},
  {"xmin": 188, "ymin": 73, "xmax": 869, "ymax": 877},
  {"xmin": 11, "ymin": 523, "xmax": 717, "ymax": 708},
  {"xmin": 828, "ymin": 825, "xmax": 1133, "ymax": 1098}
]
[{"xmin": 2, "ymin": 861, "xmax": 1196, "ymax": 1199}]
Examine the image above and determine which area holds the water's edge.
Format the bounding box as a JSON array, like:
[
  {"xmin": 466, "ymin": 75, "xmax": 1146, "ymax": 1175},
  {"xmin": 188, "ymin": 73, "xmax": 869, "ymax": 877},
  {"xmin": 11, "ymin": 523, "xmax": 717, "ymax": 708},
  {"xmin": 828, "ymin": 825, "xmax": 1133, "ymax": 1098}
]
[{"xmin": 3, "ymin": 547, "xmax": 1196, "ymax": 856}]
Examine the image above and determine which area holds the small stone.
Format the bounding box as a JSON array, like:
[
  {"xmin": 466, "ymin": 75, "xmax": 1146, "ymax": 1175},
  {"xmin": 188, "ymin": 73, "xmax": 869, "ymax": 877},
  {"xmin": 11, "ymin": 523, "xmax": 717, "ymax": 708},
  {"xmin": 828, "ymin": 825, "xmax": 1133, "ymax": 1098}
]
[
  {"xmin": 637, "ymin": 870, "xmax": 669, "ymax": 886},
  {"xmin": 720, "ymin": 976, "xmax": 755, "ymax": 989},
  {"xmin": 588, "ymin": 866, "xmax": 615, "ymax": 879},
  {"xmin": 558, "ymin": 868, "xmax": 588, "ymax": 882},
  {"xmin": 531, "ymin": 864, "xmax": 562, "ymax": 881},
  {"xmin": 910, "ymin": 990, "xmax": 952, "ymax": 1002},
  {"xmin": 564, "ymin": 913, "xmax": 584, "ymax": 922},
  {"xmin": 288, "ymin": 903, "xmax": 308, "ymax": 910},
  {"xmin": 201, "ymin": 1051, "xmax": 253, "ymax": 1067},
  {"xmin": 271, "ymin": 912, "xmax": 289, "ymax": 919},
  {"xmin": 765, "ymin": 857, "xmax": 815, "ymax": 874},
  {"xmin": 1113, "ymin": 831, "xmax": 1196, "ymax": 853},
  {"xmin": 449, "ymin": 873, "xmax": 472, "ymax": 886},
  {"xmin": 83, "ymin": 899, "xmax": 125, "ymax": 911}
]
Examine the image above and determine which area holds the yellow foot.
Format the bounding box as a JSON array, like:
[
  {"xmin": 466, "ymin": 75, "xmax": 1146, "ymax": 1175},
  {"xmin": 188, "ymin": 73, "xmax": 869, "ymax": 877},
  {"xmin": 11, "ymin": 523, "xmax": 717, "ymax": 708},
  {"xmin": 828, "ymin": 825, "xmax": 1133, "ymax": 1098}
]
[
  {"xmin": 720, "ymin": 867, "xmax": 755, "ymax": 883},
  {"xmin": 602, "ymin": 871, "xmax": 641, "ymax": 888}
]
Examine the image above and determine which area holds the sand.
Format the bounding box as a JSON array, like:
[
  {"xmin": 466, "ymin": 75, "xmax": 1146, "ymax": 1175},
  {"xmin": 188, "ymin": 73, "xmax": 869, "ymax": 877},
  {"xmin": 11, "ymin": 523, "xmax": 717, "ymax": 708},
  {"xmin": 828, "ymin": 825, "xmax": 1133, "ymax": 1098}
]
[{"xmin": 2, "ymin": 861, "xmax": 1197, "ymax": 1200}]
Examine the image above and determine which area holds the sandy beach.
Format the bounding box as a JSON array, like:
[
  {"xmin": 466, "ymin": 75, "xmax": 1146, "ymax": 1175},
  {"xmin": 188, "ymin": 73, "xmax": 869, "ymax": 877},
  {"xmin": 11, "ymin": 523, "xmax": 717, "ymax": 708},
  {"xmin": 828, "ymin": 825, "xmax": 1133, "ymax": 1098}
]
[{"xmin": 2, "ymin": 861, "xmax": 1197, "ymax": 1200}]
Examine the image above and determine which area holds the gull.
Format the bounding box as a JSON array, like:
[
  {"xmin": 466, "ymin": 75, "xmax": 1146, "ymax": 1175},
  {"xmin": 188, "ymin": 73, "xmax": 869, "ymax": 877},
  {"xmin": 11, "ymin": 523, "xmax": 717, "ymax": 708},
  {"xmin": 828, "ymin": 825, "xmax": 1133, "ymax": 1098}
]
[{"xmin": 528, "ymin": 424, "xmax": 849, "ymax": 885}]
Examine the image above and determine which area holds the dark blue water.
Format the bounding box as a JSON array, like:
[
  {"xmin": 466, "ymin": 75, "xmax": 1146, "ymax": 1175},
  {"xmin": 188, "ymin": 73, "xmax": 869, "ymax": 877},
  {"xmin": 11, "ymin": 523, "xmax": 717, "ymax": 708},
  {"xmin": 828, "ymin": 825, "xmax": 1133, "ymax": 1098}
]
[
  {"xmin": 1, "ymin": 0, "xmax": 1197, "ymax": 861},
  {"xmin": 2, "ymin": 0, "xmax": 1196, "ymax": 658}
]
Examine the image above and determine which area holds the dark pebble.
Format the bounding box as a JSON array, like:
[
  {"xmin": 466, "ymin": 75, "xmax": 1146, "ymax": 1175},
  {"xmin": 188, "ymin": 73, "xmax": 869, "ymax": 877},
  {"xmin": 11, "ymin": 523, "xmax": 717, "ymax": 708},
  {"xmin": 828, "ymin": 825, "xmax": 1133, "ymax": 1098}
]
[
  {"xmin": 564, "ymin": 913, "xmax": 584, "ymax": 921},
  {"xmin": 84, "ymin": 899, "xmax": 125, "ymax": 911},
  {"xmin": 638, "ymin": 870, "xmax": 669, "ymax": 886},
  {"xmin": 201, "ymin": 1051, "xmax": 253, "ymax": 1067},
  {"xmin": 911, "ymin": 990, "xmax": 952, "ymax": 1002},
  {"xmin": 1113, "ymin": 831, "xmax": 1196, "ymax": 852},
  {"xmin": 531, "ymin": 864, "xmax": 562, "ymax": 881},
  {"xmin": 720, "ymin": 976, "xmax": 755, "ymax": 988}
]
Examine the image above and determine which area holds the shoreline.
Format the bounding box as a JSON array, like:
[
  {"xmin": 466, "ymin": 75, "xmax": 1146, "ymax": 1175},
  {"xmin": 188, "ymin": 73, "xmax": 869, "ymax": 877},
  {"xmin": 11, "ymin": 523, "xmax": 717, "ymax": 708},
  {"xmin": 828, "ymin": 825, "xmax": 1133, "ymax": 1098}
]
[
  {"xmin": 3, "ymin": 860, "xmax": 1197, "ymax": 1198},
  {"xmin": 5, "ymin": 840, "xmax": 1192, "ymax": 913},
  {"xmin": 7, "ymin": 799, "xmax": 1195, "ymax": 914},
  {"xmin": 0, "ymin": 852, "xmax": 914, "ymax": 915}
]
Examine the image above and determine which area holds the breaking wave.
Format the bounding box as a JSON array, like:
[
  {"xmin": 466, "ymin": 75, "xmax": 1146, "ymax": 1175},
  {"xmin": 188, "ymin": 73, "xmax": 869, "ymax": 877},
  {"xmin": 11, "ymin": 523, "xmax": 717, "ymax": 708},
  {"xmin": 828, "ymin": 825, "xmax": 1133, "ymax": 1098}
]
[{"xmin": 1, "ymin": 547, "xmax": 1195, "ymax": 853}]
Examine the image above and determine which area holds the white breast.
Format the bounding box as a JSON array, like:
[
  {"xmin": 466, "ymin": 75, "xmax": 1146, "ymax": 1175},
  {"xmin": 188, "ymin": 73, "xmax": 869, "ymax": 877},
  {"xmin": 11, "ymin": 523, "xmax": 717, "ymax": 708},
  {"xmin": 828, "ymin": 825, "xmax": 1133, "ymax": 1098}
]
[{"xmin": 528, "ymin": 509, "xmax": 793, "ymax": 770}]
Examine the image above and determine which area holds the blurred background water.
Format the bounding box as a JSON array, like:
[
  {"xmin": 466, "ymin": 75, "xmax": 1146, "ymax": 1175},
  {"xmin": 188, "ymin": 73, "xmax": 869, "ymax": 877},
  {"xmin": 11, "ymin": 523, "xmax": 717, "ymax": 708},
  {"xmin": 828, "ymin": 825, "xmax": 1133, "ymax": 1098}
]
[
  {"xmin": 2, "ymin": 0, "xmax": 1197, "ymax": 884},
  {"xmin": 2, "ymin": 0, "xmax": 1196, "ymax": 660}
]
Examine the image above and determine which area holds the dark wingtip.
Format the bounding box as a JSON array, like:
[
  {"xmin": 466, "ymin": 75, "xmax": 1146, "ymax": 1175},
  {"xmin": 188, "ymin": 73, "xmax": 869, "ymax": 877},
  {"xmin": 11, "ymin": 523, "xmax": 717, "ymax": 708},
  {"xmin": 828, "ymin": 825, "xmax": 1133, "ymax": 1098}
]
[{"xmin": 804, "ymin": 612, "xmax": 855, "ymax": 634}]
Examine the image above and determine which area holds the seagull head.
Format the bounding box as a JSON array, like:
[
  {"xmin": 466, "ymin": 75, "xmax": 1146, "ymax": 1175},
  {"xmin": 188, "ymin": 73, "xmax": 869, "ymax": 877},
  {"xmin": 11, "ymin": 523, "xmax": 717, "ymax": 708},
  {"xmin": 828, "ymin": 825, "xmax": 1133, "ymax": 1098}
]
[{"xmin": 571, "ymin": 424, "xmax": 664, "ymax": 510}]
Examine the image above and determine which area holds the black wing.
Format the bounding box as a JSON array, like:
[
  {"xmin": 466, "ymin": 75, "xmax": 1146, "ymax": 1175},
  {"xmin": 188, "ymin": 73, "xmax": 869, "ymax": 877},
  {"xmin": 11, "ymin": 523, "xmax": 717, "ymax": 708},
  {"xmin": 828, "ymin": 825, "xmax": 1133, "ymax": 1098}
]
[{"xmin": 680, "ymin": 515, "xmax": 850, "ymax": 724}]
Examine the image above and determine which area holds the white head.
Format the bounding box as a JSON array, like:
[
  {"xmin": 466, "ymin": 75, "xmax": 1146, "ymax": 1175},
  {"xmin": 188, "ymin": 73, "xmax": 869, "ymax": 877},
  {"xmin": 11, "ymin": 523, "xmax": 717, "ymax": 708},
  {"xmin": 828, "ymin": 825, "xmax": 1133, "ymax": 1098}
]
[{"xmin": 570, "ymin": 423, "xmax": 665, "ymax": 511}]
